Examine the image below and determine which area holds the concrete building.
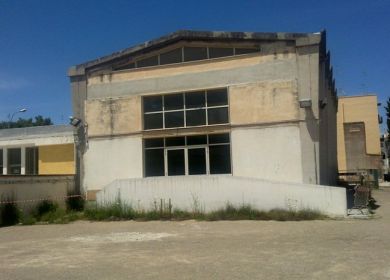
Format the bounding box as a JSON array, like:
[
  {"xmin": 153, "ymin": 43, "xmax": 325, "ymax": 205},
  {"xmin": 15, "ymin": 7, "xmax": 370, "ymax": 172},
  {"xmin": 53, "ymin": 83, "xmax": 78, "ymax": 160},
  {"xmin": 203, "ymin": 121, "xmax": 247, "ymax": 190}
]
[
  {"xmin": 0, "ymin": 125, "xmax": 75, "ymax": 176},
  {"xmin": 380, "ymin": 133, "xmax": 390, "ymax": 179},
  {"xmin": 69, "ymin": 30, "xmax": 339, "ymax": 202},
  {"xmin": 337, "ymin": 95, "xmax": 382, "ymax": 174}
]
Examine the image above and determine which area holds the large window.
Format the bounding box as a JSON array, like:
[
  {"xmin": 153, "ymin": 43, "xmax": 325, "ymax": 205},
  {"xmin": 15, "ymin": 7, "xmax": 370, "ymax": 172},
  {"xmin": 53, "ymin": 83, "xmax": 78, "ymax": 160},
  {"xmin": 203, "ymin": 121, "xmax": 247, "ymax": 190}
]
[
  {"xmin": 7, "ymin": 148, "xmax": 21, "ymax": 175},
  {"xmin": 113, "ymin": 46, "xmax": 261, "ymax": 71},
  {"xmin": 143, "ymin": 89, "xmax": 229, "ymax": 130},
  {"xmin": 144, "ymin": 133, "xmax": 231, "ymax": 177},
  {"xmin": 26, "ymin": 147, "xmax": 39, "ymax": 175}
]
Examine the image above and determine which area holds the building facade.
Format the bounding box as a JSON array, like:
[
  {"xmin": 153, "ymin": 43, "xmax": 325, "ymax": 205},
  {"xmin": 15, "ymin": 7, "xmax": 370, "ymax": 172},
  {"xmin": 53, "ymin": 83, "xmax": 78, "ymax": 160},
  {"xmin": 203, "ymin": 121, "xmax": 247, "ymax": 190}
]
[
  {"xmin": 0, "ymin": 125, "xmax": 75, "ymax": 176},
  {"xmin": 68, "ymin": 30, "xmax": 338, "ymax": 197}
]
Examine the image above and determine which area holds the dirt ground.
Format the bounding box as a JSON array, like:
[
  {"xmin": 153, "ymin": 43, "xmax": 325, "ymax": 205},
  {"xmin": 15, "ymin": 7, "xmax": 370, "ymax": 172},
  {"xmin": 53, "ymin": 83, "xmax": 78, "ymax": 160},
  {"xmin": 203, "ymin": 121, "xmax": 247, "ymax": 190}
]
[{"xmin": 1, "ymin": 187, "xmax": 390, "ymax": 280}]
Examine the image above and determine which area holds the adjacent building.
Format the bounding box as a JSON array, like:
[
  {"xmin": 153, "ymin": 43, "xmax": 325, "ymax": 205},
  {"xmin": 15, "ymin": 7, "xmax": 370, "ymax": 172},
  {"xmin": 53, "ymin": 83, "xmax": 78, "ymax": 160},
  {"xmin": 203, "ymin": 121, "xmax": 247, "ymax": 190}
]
[
  {"xmin": 0, "ymin": 125, "xmax": 75, "ymax": 176},
  {"xmin": 337, "ymin": 95, "xmax": 382, "ymax": 175},
  {"xmin": 68, "ymin": 30, "xmax": 338, "ymax": 198}
]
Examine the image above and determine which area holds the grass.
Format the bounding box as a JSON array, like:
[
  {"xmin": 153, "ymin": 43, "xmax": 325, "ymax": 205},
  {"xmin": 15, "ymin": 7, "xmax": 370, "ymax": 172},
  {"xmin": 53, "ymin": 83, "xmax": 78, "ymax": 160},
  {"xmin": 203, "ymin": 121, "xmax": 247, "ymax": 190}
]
[{"xmin": 16, "ymin": 199, "xmax": 326, "ymax": 226}]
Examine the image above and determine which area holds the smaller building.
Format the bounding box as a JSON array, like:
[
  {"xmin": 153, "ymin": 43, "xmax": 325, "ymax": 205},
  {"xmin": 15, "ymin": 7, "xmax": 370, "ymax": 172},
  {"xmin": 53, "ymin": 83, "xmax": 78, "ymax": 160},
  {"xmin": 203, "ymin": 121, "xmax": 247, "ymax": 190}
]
[
  {"xmin": 381, "ymin": 133, "xmax": 390, "ymax": 180},
  {"xmin": 337, "ymin": 95, "xmax": 382, "ymax": 181},
  {"xmin": 0, "ymin": 125, "xmax": 75, "ymax": 176}
]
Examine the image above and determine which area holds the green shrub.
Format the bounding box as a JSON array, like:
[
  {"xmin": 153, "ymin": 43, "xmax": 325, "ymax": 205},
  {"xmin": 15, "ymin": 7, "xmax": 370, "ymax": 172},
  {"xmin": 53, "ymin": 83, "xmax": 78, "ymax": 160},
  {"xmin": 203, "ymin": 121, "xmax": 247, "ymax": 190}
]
[
  {"xmin": 0, "ymin": 200, "xmax": 21, "ymax": 226},
  {"xmin": 34, "ymin": 200, "xmax": 58, "ymax": 220},
  {"xmin": 66, "ymin": 191, "xmax": 85, "ymax": 212}
]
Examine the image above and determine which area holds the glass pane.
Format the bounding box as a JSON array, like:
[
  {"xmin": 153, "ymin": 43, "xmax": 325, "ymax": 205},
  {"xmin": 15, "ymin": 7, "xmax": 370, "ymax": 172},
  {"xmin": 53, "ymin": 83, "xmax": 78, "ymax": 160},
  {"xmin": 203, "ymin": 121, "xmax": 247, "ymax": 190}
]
[
  {"xmin": 208, "ymin": 107, "xmax": 229, "ymax": 124},
  {"xmin": 209, "ymin": 47, "xmax": 234, "ymax": 58},
  {"xmin": 187, "ymin": 135, "xmax": 207, "ymax": 145},
  {"xmin": 144, "ymin": 138, "xmax": 164, "ymax": 148},
  {"xmin": 8, "ymin": 148, "xmax": 21, "ymax": 175},
  {"xmin": 207, "ymin": 88, "xmax": 228, "ymax": 107},
  {"xmin": 160, "ymin": 48, "xmax": 182, "ymax": 65},
  {"xmin": 137, "ymin": 55, "xmax": 158, "ymax": 68},
  {"xmin": 186, "ymin": 109, "xmax": 206, "ymax": 127},
  {"xmin": 188, "ymin": 148, "xmax": 206, "ymax": 175},
  {"xmin": 209, "ymin": 134, "xmax": 230, "ymax": 144},
  {"xmin": 165, "ymin": 111, "xmax": 184, "ymax": 128},
  {"xmin": 26, "ymin": 147, "xmax": 38, "ymax": 175},
  {"xmin": 185, "ymin": 91, "xmax": 205, "ymax": 108},
  {"xmin": 183, "ymin": 47, "xmax": 208, "ymax": 61},
  {"xmin": 235, "ymin": 48, "xmax": 260, "ymax": 55},
  {"xmin": 143, "ymin": 96, "xmax": 162, "ymax": 112},
  {"xmin": 144, "ymin": 113, "xmax": 163, "ymax": 130},
  {"xmin": 114, "ymin": 62, "xmax": 135, "ymax": 71},
  {"xmin": 166, "ymin": 137, "xmax": 185, "ymax": 147},
  {"xmin": 145, "ymin": 149, "xmax": 164, "ymax": 177},
  {"xmin": 168, "ymin": 149, "xmax": 185, "ymax": 176},
  {"xmin": 209, "ymin": 145, "xmax": 231, "ymax": 174},
  {"xmin": 164, "ymin": 94, "xmax": 183, "ymax": 111}
]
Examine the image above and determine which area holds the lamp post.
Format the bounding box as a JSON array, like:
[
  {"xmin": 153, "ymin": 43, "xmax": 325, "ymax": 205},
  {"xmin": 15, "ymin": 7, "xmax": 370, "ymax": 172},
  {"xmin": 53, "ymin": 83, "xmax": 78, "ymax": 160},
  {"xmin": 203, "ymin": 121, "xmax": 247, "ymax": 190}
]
[{"xmin": 7, "ymin": 108, "xmax": 27, "ymax": 128}]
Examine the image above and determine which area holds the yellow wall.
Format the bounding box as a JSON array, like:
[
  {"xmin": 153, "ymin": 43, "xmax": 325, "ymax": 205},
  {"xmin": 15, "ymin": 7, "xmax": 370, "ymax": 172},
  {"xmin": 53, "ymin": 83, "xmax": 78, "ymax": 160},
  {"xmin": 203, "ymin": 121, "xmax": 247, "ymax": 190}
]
[
  {"xmin": 337, "ymin": 95, "xmax": 381, "ymax": 171},
  {"xmin": 38, "ymin": 144, "xmax": 75, "ymax": 175}
]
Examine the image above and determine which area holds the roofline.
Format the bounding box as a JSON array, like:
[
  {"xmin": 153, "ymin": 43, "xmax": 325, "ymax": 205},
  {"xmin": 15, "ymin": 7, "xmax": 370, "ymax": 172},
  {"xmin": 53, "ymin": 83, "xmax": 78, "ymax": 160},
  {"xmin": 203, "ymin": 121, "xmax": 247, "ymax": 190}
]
[
  {"xmin": 338, "ymin": 94, "xmax": 378, "ymax": 99},
  {"xmin": 68, "ymin": 29, "xmax": 324, "ymax": 77}
]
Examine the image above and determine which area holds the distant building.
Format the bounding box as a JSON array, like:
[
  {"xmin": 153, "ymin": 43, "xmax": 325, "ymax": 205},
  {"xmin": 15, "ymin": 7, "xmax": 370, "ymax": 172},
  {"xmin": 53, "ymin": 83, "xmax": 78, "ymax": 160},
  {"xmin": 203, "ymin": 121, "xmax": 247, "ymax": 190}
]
[
  {"xmin": 381, "ymin": 133, "xmax": 390, "ymax": 179},
  {"xmin": 68, "ymin": 30, "xmax": 338, "ymax": 199},
  {"xmin": 337, "ymin": 95, "xmax": 382, "ymax": 175}
]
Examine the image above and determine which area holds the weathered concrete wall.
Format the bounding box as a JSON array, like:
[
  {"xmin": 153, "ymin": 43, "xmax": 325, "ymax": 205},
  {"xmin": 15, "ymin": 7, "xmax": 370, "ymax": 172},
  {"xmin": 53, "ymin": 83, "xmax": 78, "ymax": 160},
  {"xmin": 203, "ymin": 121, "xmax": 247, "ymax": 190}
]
[
  {"xmin": 337, "ymin": 95, "xmax": 381, "ymax": 171},
  {"xmin": 86, "ymin": 53, "xmax": 297, "ymax": 100},
  {"xmin": 38, "ymin": 144, "xmax": 75, "ymax": 175},
  {"xmin": 229, "ymin": 80, "xmax": 299, "ymax": 125},
  {"xmin": 85, "ymin": 96, "xmax": 142, "ymax": 137},
  {"xmin": 0, "ymin": 175, "xmax": 75, "ymax": 213},
  {"xmin": 97, "ymin": 176, "xmax": 347, "ymax": 217},
  {"xmin": 231, "ymin": 125, "xmax": 303, "ymax": 183},
  {"xmin": 83, "ymin": 136, "xmax": 143, "ymax": 192}
]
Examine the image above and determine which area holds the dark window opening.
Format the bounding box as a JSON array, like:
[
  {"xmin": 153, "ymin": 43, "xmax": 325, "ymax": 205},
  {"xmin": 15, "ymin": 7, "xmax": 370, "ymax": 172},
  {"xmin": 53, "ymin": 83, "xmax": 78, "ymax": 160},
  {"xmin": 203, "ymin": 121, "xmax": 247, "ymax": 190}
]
[
  {"xmin": 235, "ymin": 48, "xmax": 260, "ymax": 55},
  {"xmin": 185, "ymin": 91, "xmax": 205, "ymax": 108},
  {"xmin": 143, "ymin": 96, "xmax": 162, "ymax": 112},
  {"xmin": 188, "ymin": 148, "xmax": 206, "ymax": 175},
  {"xmin": 144, "ymin": 113, "xmax": 163, "ymax": 130},
  {"xmin": 137, "ymin": 55, "xmax": 158, "ymax": 68},
  {"xmin": 209, "ymin": 47, "xmax": 234, "ymax": 58},
  {"xmin": 164, "ymin": 94, "xmax": 184, "ymax": 111},
  {"xmin": 144, "ymin": 138, "xmax": 164, "ymax": 148},
  {"xmin": 186, "ymin": 109, "xmax": 206, "ymax": 127},
  {"xmin": 187, "ymin": 135, "xmax": 207, "ymax": 145},
  {"xmin": 166, "ymin": 137, "xmax": 185, "ymax": 147},
  {"xmin": 26, "ymin": 147, "xmax": 39, "ymax": 175},
  {"xmin": 145, "ymin": 149, "xmax": 164, "ymax": 177},
  {"xmin": 209, "ymin": 145, "xmax": 231, "ymax": 174},
  {"xmin": 208, "ymin": 107, "xmax": 229, "ymax": 124},
  {"xmin": 184, "ymin": 47, "xmax": 208, "ymax": 62},
  {"xmin": 165, "ymin": 111, "xmax": 184, "ymax": 128},
  {"xmin": 167, "ymin": 149, "xmax": 185, "ymax": 176},
  {"xmin": 160, "ymin": 48, "xmax": 182, "ymax": 65},
  {"xmin": 8, "ymin": 148, "xmax": 21, "ymax": 175},
  {"xmin": 207, "ymin": 88, "xmax": 228, "ymax": 107},
  {"xmin": 209, "ymin": 133, "xmax": 230, "ymax": 144}
]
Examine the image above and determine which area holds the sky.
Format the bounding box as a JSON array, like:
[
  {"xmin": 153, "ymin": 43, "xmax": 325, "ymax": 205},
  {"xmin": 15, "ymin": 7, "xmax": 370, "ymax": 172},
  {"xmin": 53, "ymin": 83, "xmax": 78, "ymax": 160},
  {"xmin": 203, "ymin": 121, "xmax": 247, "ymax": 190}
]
[{"xmin": 0, "ymin": 0, "xmax": 389, "ymax": 131}]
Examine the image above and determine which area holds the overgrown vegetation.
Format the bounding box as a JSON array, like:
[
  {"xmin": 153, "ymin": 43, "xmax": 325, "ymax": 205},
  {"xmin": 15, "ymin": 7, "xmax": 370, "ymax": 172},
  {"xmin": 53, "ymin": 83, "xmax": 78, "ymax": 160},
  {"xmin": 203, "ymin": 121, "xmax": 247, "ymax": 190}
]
[
  {"xmin": 0, "ymin": 196, "xmax": 21, "ymax": 227},
  {"xmin": 66, "ymin": 191, "xmax": 85, "ymax": 212}
]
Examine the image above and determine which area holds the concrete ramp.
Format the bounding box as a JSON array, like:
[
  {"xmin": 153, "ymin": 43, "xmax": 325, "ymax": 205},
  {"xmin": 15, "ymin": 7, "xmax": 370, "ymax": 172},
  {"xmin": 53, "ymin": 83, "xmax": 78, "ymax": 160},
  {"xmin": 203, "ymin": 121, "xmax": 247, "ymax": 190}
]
[{"xmin": 96, "ymin": 175, "xmax": 347, "ymax": 217}]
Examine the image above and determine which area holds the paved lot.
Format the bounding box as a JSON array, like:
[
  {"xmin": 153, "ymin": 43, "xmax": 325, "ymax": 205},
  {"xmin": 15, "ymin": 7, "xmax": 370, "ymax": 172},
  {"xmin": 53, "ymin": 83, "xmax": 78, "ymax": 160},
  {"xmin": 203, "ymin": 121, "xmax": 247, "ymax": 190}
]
[{"xmin": 1, "ymin": 188, "xmax": 390, "ymax": 280}]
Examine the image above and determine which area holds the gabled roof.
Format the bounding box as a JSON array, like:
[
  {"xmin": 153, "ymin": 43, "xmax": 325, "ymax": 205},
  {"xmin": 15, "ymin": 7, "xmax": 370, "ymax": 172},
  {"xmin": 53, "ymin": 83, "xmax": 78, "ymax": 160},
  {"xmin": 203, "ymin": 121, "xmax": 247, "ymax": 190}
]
[{"xmin": 68, "ymin": 30, "xmax": 323, "ymax": 76}]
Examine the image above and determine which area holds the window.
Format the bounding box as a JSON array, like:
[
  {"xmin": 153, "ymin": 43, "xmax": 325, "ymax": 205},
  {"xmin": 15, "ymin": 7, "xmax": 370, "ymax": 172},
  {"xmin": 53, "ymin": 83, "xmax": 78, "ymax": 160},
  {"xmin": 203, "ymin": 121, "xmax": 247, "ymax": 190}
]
[
  {"xmin": 0, "ymin": 149, "xmax": 3, "ymax": 175},
  {"xmin": 144, "ymin": 133, "xmax": 231, "ymax": 177},
  {"xmin": 8, "ymin": 148, "xmax": 21, "ymax": 175},
  {"xmin": 26, "ymin": 147, "xmax": 38, "ymax": 175},
  {"xmin": 143, "ymin": 88, "xmax": 229, "ymax": 130},
  {"xmin": 114, "ymin": 46, "xmax": 260, "ymax": 71}
]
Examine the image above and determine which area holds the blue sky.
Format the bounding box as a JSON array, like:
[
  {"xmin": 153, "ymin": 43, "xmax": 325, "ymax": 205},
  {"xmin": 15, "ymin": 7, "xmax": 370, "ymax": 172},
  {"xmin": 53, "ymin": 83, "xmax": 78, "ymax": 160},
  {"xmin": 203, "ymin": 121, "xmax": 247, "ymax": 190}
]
[{"xmin": 0, "ymin": 0, "xmax": 389, "ymax": 131}]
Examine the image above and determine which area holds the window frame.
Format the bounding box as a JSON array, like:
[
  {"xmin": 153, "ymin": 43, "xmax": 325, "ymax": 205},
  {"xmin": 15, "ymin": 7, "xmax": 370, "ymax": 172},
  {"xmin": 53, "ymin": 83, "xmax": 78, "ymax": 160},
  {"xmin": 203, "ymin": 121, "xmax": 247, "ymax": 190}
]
[
  {"xmin": 143, "ymin": 88, "xmax": 230, "ymax": 131},
  {"xmin": 143, "ymin": 133, "xmax": 231, "ymax": 177}
]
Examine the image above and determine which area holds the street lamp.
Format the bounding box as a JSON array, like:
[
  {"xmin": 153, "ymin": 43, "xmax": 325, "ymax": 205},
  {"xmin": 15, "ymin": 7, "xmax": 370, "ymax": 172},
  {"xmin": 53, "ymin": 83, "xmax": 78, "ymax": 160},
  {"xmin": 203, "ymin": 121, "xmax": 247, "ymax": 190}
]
[{"xmin": 7, "ymin": 108, "xmax": 27, "ymax": 128}]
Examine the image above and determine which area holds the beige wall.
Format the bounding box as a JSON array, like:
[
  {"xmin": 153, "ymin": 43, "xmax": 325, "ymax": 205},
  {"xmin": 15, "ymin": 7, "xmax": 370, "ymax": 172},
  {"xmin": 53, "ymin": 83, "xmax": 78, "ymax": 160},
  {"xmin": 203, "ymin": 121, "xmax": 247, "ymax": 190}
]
[
  {"xmin": 337, "ymin": 95, "xmax": 381, "ymax": 171},
  {"xmin": 229, "ymin": 80, "xmax": 299, "ymax": 125},
  {"xmin": 39, "ymin": 144, "xmax": 75, "ymax": 175}
]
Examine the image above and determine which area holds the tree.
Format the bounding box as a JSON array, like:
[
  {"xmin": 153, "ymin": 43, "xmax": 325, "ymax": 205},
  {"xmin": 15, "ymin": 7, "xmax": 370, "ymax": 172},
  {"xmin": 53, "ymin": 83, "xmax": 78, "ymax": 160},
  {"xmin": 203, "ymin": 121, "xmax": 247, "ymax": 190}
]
[
  {"xmin": 0, "ymin": 115, "xmax": 53, "ymax": 129},
  {"xmin": 386, "ymin": 97, "xmax": 390, "ymax": 136}
]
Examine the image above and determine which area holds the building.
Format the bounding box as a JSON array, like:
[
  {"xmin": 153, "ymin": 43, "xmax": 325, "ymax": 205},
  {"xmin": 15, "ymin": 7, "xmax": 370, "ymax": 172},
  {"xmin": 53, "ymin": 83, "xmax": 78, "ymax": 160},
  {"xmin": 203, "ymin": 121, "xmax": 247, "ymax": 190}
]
[
  {"xmin": 337, "ymin": 95, "xmax": 382, "ymax": 176},
  {"xmin": 0, "ymin": 125, "xmax": 76, "ymax": 210},
  {"xmin": 381, "ymin": 133, "xmax": 390, "ymax": 180},
  {"xmin": 0, "ymin": 125, "xmax": 75, "ymax": 176},
  {"xmin": 68, "ymin": 30, "xmax": 338, "ymax": 200}
]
